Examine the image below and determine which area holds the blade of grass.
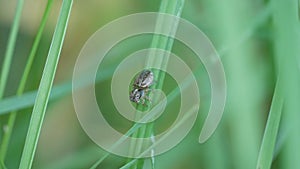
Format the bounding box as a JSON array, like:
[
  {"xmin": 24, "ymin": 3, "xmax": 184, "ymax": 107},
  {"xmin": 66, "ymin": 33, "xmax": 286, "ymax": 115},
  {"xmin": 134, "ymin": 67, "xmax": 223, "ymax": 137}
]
[
  {"xmin": 0, "ymin": 0, "xmax": 24, "ymax": 99},
  {"xmin": 127, "ymin": 0, "xmax": 185, "ymax": 169},
  {"xmin": 0, "ymin": 0, "xmax": 54, "ymax": 163},
  {"xmin": 272, "ymin": 0, "xmax": 300, "ymax": 168},
  {"xmin": 18, "ymin": 1, "xmax": 73, "ymax": 168},
  {"xmin": 256, "ymin": 80, "xmax": 283, "ymax": 169},
  {"xmin": 0, "ymin": 1, "xmax": 24, "ymax": 167},
  {"xmin": 0, "ymin": 66, "xmax": 113, "ymax": 115},
  {"xmin": 89, "ymin": 153, "xmax": 109, "ymax": 169}
]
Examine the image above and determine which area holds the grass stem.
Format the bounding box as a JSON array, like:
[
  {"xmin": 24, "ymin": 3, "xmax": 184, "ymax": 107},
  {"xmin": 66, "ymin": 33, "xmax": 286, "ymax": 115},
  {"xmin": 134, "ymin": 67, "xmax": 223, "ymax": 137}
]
[
  {"xmin": 128, "ymin": 0, "xmax": 185, "ymax": 169},
  {"xmin": 18, "ymin": 1, "xmax": 73, "ymax": 168},
  {"xmin": 0, "ymin": 0, "xmax": 24, "ymax": 99},
  {"xmin": 256, "ymin": 80, "xmax": 283, "ymax": 169},
  {"xmin": 0, "ymin": 0, "xmax": 54, "ymax": 163},
  {"xmin": 0, "ymin": 0, "xmax": 24, "ymax": 167},
  {"xmin": 272, "ymin": 0, "xmax": 300, "ymax": 168}
]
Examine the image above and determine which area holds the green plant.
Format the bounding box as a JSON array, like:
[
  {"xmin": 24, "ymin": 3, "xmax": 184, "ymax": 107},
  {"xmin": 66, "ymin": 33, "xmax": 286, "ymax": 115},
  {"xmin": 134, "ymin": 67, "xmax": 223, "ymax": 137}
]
[
  {"xmin": 127, "ymin": 0, "xmax": 185, "ymax": 169},
  {"xmin": 271, "ymin": 0, "xmax": 300, "ymax": 168},
  {"xmin": 0, "ymin": 0, "xmax": 299, "ymax": 168},
  {"xmin": 0, "ymin": 0, "xmax": 54, "ymax": 164},
  {"xmin": 256, "ymin": 80, "xmax": 283, "ymax": 169},
  {"xmin": 0, "ymin": 0, "xmax": 24, "ymax": 99},
  {"xmin": 18, "ymin": 1, "xmax": 73, "ymax": 168},
  {"xmin": 0, "ymin": 0, "xmax": 24, "ymax": 168}
]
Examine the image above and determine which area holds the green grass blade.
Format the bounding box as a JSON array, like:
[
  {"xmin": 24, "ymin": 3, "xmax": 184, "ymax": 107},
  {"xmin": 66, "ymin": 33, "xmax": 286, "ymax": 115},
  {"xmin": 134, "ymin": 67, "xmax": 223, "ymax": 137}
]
[
  {"xmin": 272, "ymin": 0, "xmax": 300, "ymax": 168},
  {"xmin": 0, "ymin": 66, "xmax": 113, "ymax": 115},
  {"xmin": 89, "ymin": 153, "xmax": 109, "ymax": 169},
  {"xmin": 17, "ymin": 0, "xmax": 54, "ymax": 95},
  {"xmin": 256, "ymin": 80, "xmax": 283, "ymax": 169},
  {"xmin": 0, "ymin": 0, "xmax": 54, "ymax": 163},
  {"xmin": 127, "ymin": 0, "xmax": 185, "ymax": 169},
  {"xmin": 0, "ymin": 0, "xmax": 24, "ymax": 167},
  {"xmin": 0, "ymin": 0, "xmax": 24, "ymax": 98},
  {"xmin": 18, "ymin": 1, "xmax": 73, "ymax": 168}
]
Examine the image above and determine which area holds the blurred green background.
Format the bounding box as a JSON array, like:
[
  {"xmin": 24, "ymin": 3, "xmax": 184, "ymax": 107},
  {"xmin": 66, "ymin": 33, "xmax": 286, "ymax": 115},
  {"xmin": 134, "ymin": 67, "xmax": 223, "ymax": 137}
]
[{"xmin": 0, "ymin": 0, "xmax": 299, "ymax": 169}]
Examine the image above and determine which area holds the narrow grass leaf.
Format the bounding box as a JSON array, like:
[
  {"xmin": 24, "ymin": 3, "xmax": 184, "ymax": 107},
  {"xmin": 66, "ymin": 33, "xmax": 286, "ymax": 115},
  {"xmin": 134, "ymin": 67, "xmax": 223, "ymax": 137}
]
[
  {"xmin": 0, "ymin": 0, "xmax": 24, "ymax": 99},
  {"xmin": 0, "ymin": 0, "xmax": 54, "ymax": 162},
  {"xmin": 128, "ymin": 0, "xmax": 185, "ymax": 169},
  {"xmin": 18, "ymin": 1, "xmax": 73, "ymax": 168},
  {"xmin": 256, "ymin": 80, "xmax": 283, "ymax": 169},
  {"xmin": 0, "ymin": 0, "xmax": 24, "ymax": 166},
  {"xmin": 0, "ymin": 66, "xmax": 113, "ymax": 115},
  {"xmin": 272, "ymin": 0, "xmax": 300, "ymax": 168}
]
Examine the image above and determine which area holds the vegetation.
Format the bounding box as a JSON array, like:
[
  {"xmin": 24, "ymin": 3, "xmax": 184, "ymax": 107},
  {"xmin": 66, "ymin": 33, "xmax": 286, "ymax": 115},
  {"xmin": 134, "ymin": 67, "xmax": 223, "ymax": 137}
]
[{"xmin": 0, "ymin": 0, "xmax": 299, "ymax": 168}]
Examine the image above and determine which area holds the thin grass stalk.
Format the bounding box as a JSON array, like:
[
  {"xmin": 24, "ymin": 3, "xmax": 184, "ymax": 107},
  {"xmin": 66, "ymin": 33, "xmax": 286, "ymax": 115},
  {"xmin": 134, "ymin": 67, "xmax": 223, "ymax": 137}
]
[
  {"xmin": 0, "ymin": 1, "xmax": 24, "ymax": 167},
  {"xmin": 0, "ymin": 1, "xmax": 24, "ymax": 154},
  {"xmin": 18, "ymin": 1, "xmax": 73, "ymax": 168},
  {"xmin": 127, "ymin": 0, "xmax": 185, "ymax": 169},
  {"xmin": 256, "ymin": 80, "xmax": 283, "ymax": 169},
  {"xmin": 0, "ymin": 0, "xmax": 24, "ymax": 99},
  {"xmin": 0, "ymin": 66, "xmax": 114, "ymax": 116},
  {"xmin": 272, "ymin": 0, "xmax": 300, "ymax": 168},
  {"xmin": 0, "ymin": 0, "xmax": 54, "ymax": 163}
]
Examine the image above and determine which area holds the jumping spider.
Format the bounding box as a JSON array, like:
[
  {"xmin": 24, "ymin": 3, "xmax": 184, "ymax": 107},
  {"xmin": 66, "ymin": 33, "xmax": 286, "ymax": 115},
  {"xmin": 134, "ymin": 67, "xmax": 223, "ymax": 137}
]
[{"xmin": 129, "ymin": 69, "xmax": 154, "ymax": 105}]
